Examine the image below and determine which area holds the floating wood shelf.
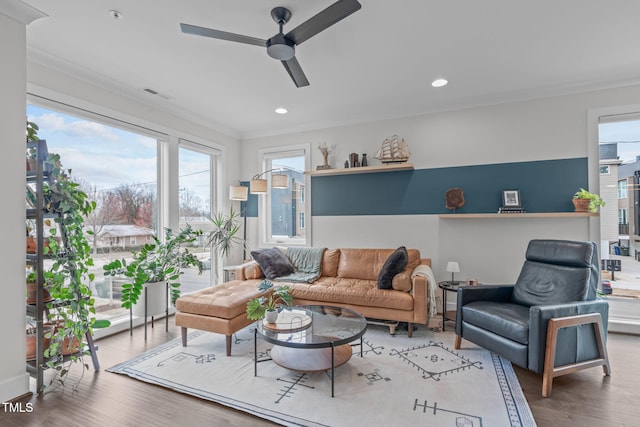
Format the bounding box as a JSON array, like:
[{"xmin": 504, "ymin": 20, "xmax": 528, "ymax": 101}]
[
  {"xmin": 306, "ymin": 163, "xmax": 414, "ymax": 176},
  {"xmin": 438, "ymin": 212, "xmax": 599, "ymax": 219}
]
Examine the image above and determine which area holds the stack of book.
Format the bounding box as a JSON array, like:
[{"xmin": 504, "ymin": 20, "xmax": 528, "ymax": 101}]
[{"xmin": 498, "ymin": 207, "xmax": 527, "ymax": 214}]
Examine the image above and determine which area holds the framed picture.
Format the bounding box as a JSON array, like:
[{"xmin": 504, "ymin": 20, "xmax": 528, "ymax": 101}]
[{"xmin": 502, "ymin": 189, "xmax": 521, "ymax": 207}]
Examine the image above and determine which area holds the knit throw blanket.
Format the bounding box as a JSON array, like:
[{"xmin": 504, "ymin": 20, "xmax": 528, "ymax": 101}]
[{"xmin": 274, "ymin": 247, "xmax": 326, "ymax": 283}]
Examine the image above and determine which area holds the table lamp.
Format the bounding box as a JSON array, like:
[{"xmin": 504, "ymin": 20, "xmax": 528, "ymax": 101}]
[{"xmin": 446, "ymin": 261, "xmax": 460, "ymax": 282}]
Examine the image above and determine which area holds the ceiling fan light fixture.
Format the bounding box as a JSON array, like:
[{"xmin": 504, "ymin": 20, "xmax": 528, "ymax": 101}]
[
  {"xmin": 432, "ymin": 78, "xmax": 448, "ymax": 88},
  {"xmin": 266, "ymin": 34, "xmax": 295, "ymax": 60}
]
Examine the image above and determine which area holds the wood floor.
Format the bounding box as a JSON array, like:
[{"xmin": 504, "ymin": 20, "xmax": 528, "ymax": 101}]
[{"xmin": 2, "ymin": 317, "xmax": 639, "ymax": 427}]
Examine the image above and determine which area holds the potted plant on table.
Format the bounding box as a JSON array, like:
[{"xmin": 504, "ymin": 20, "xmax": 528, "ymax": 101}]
[
  {"xmin": 103, "ymin": 225, "xmax": 204, "ymax": 316},
  {"xmin": 573, "ymin": 188, "xmax": 605, "ymax": 212},
  {"xmin": 246, "ymin": 279, "xmax": 293, "ymax": 323}
]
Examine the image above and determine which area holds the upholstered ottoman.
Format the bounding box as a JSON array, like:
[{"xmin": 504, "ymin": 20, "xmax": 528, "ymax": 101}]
[{"xmin": 175, "ymin": 280, "xmax": 264, "ymax": 356}]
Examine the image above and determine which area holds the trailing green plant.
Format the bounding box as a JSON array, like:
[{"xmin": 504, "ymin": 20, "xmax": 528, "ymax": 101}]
[
  {"xmin": 103, "ymin": 225, "xmax": 204, "ymax": 308},
  {"xmin": 37, "ymin": 151, "xmax": 110, "ymax": 391},
  {"xmin": 246, "ymin": 279, "xmax": 293, "ymax": 320},
  {"xmin": 26, "ymin": 120, "xmax": 39, "ymax": 160},
  {"xmin": 573, "ymin": 188, "xmax": 605, "ymax": 212}
]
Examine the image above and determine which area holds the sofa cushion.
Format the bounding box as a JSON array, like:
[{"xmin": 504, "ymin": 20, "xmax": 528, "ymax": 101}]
[
  {"xmin": 337, "ymin": 248, "xmax": 421, "ymax": 280},
  {"xmin": 377, "ymin": 246, "xmax": 409, "ymax": 289},
  {"xmin": 288, "ymin": 277, "xmax": 414, "ymax": 311},
  {"xmin": 175, "ymin": 280, "xmax": 264, "ymax": 319},
  {"xmin": 462, "ymin": 301, "xmax": 530, "ymax": 345},
  {"xmin": 321, "ymin": 249, "xmax": 341, "ymax": 277},
  {"xmin": 251, "ymin": 247, "xmax": 295, "ymax": 280},
  {"xmin": 391, "ymin": 269, "xmax": 412, "ymax": 292},
  {"xmin": 243, "ymin": 261, "xmax": 264, "ymax": 280}
]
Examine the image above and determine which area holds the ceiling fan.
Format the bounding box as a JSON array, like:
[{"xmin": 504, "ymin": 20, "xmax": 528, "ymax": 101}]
[{"xmin": 180, "ymin": 0, "xmax": 362, "ymax": 88}]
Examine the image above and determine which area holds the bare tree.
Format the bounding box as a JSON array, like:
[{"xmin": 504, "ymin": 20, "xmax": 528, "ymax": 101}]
[{"xmin": 179, "ymin": 188, "xmax": 206, "ymax": 219}]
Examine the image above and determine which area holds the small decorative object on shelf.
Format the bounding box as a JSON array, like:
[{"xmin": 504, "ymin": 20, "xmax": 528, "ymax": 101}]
[
  {"xmin": 572, "ymin": 188, "xmax": 605, "ymax": 213},
  {"xmin": 344, "ymin": 160, "xmax": 349, "ymax": 168},
  {"xmin": 317, "ymin": 142, "xmax": 335, "ymax": 170},
  {"xmin": 445, "ymin": 188, "xmax": 465, "ymax": 212},
  {"xmin": 374, "ymin": 134, "xmax": 410, "ymax": 163},
  {"xmin": 361, "ymin": 153, "xmax": 368, "ymax": 166},
  {"xmin": 499, "ymin": 189, "xmax": 526, "ymax": 213},
  {"xmin": 349, "ymin": 152, "xmax": 359, "ymax": 168}
]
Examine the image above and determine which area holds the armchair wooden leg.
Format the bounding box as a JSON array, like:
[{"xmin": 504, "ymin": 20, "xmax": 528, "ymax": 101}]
[
  {"xmin": 542, "ymin": 313, "xmax": 611, "ymax": 397},
  {"xmin": 455, "ymin": 335, "xmax": 462, "ymax": 349}
]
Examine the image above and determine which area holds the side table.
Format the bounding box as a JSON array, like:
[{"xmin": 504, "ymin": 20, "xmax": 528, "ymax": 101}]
[{"xmin": 438, "ymin": 281, "xmax": 465, "ymax": 331}]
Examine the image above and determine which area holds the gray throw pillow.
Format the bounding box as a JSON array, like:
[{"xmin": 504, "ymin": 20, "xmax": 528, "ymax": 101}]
[
  {"xmin": 377, "ymin": 246, "xmax": 409, "ymax": 289},
  {"xmin": 251, "ymin": 247, "xmax": 295, "ymax": 280}
]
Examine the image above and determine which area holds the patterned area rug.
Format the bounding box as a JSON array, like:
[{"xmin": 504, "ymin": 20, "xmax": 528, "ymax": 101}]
[{"xmin": 108, "ymin": 324, "xmax": 536, "ymax": 427}]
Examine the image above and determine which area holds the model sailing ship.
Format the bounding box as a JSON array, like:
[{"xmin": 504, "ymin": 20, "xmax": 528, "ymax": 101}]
[{"xmin": 374, "ymin": 135, "xmax": 410, "ymax": 163}]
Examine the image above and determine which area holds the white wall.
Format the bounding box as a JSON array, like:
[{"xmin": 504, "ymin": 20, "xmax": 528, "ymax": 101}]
[
  {"xmin": 0, "ymin": 10, "xmax": 32, "ymax": 403},
  {"xmin": 242, "ymin": 84, "xmax": 640, "ymax": 287}
]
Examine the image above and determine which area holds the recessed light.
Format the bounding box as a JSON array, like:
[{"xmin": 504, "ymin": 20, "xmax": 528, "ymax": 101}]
[
  {"xmin": 431, "ymin": 78, "xmax": 448, "ymax": 88},
  {"xmin": 275, "ymin": 107, "xmax": 288, "ymax": 114}
]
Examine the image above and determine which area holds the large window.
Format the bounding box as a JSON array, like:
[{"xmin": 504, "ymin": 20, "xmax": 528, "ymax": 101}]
[
  {"xmin": 179, "ymin": 141, "xmax": 217, "ymax": 285},
  {"xmin": 27, "ymin": 102, "xmax": 164, "ymax": 329},
  {"xmin": 260, "ymin": 146, "xmax": 310, "ymax": 246}
]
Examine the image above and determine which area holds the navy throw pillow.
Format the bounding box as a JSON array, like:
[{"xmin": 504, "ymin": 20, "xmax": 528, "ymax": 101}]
[
  {"xmin": 250, "ymin": 247, "xmax": 295, "ymax": 280},
  {"xmin": 377, "ymin": 246, "xmax": 409, "ymax": 289}
]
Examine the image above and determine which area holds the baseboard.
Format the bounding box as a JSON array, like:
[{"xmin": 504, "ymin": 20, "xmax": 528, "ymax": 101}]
[{"xmin": 0, "ymin": 373, "xmax": 30, "ymax": 403}]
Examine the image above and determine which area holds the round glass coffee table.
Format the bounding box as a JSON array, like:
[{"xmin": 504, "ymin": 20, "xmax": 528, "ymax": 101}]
[{"xmin": 254, "ymin": 305, "xmax": 367, "ymax": 397}]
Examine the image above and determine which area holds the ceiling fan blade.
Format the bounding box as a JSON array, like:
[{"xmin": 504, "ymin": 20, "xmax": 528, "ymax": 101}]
[
  {"xmin": 180, "ymin": 23, "xmax": 267, "ymax": 47},
  {"xmin": 285, "ymin": 0, "xmax": 361, "ymax": 46},
  {"xmin": 282, "ymin": 57, "xmax": 310, "ymax": 88}
]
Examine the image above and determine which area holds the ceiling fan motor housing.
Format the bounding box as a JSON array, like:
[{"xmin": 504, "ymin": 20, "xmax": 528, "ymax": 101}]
[{"xmin": 267, "ymin": 34, "xmax": 295, "ymax": 60}]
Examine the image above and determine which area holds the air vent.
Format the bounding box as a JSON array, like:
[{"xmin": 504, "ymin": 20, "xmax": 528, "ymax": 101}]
[{"xmin": 143, "ymin": 88, "xmax": 171, "ymax": 100}]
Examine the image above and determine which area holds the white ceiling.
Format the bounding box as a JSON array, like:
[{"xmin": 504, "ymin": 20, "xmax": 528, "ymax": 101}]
[{"xmin": 21, "ymin": 0, "xmax": 640, "ymax": 139}]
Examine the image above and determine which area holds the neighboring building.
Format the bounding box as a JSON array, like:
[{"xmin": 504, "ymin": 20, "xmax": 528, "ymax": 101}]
[
  {"xmin": 600, "ymin": 143, "xmax": 640, "ymax": 257},
  {"xmin": 95, "ymin": 225, "xmax": 155, "ymax": 249},
  {"xmin": 270, "ymin": 167, "xmax": 305, "ymax": 239}
]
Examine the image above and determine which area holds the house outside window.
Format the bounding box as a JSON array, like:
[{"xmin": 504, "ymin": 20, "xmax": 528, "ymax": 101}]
[{"xmin": 600, "ymin": 165, "xmax": 610, "ymax": 174}]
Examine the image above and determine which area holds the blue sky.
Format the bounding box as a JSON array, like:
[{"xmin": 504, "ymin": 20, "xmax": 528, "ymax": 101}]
[
  {"xmin": 599, "ymin": 120, "xmax": 640, "ymax": 163},
  {"xmin": 27, "ymin": 105, "xmax": 157, "ymax": 191}
]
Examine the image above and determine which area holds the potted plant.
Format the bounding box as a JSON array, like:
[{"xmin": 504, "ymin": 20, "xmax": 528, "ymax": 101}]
[
  {"xmin": 573, "ymin": 188, "xmax": 605, "ymax": 212},
  {"xmin": 103, "ymin": 225, "xmax": 204, "ymax": 316},
  {"xmin": 246, "ymin": 279, "xmax": 293, "ymax": 323},
  {"xmin": 26, "ymin": 270, "xmax": 52, "ymax": 304},
  {"xmin": 26, "ymin": 120, "xmax": 39, "ymax": 171},
  {"xmin": 205, "ymin": 208, "xmax": 246, "ymax": 280}
]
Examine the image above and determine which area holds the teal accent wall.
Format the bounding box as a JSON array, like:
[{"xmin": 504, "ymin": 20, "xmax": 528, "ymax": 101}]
[
  {"xmin": 311, "ymin": 158, "xmax": 588, "ymax": 216},
  {"xmin": 241, "ymin": 181, "xmax": 259, "ymax": 217}
]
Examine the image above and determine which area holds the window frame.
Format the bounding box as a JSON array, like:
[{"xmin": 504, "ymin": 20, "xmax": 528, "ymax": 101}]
[{"xmin": 258, "ymin": 144, "xmax": 311, "ymax": 247}]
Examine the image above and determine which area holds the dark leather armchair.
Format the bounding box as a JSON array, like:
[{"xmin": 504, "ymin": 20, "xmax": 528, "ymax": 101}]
[{"xmin": 454, "ymin": 239, "xmax": 611, "ymax": 397}]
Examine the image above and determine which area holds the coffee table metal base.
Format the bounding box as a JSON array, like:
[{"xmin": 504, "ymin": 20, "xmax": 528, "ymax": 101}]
[{"xmin": 254, "ymin": 328, "xmax": 362, "ymax": 397}]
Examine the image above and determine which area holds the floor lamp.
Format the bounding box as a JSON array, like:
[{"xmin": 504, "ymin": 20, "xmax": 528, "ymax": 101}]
[{"xmin": 229, "ymin": 184, "xmax": 248, "ymax": 261}]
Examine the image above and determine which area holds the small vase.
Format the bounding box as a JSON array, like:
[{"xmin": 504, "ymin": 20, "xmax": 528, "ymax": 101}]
[
  {"xmin": 362, "ymin": 153, "xmax": 368, "ymax": 167},
  {"xmin": 264, "ymin": 310, "xmax": 278, "ymax": 324}
]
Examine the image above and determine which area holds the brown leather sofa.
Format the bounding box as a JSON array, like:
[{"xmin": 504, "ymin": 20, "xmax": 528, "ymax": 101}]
[{"xmin": 176, "ymin": 248, "xmax": 431, "ymax": 355}]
